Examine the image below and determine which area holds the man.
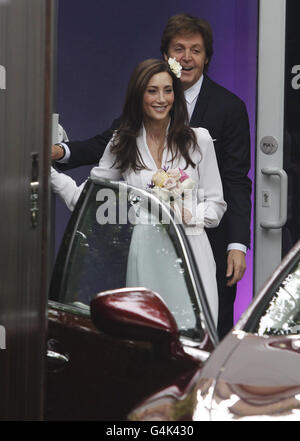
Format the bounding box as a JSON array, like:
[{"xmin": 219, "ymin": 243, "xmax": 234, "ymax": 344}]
[{"xmin": 52, "ymin": 14, "xmax": 251, "ymax": 340}]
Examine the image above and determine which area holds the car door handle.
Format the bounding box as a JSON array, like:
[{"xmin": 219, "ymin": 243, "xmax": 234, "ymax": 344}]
[
  {"xmin": 260, "ymin": 167, "xmax": 288, "ymax": 229},
  {"xmin": 47, "ymin": 350, "xmax": 69, "ymax": 366}
]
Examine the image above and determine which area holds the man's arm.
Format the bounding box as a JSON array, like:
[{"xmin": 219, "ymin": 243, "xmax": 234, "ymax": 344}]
[
  {"xmin": 52, "ymin": 118, "xmax": 121, "ymax": 171},
  {"xmin": 220, "ymin": 98, "xmax": 252, "ymax": 285},
  {"xmin": 220, "ymin": 98, "xmax": 252, "ymax": 248}
]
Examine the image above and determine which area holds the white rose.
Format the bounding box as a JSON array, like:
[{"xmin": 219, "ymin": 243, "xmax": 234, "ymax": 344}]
[
  {"xmin": 168, "ymin": 57, "xmax": 182, "ymax": 78},
  {"xmin": 167, "ymin": 168, "xmax": 181, "ymax": 181},
  {"xmin": 163, "ymin": 177, "xmax": 177, "ymax": 190},
  {"xmin": 152, "ymin": 169, "xmax": 169, "ymax": 187},
  {"xmin": 180, "ymin": 177, "xmax": 195, "ymax": 190}
]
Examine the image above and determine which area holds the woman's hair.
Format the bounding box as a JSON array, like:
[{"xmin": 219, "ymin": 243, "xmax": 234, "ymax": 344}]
[
  {"xmin": 160, "ymin": 13, "xmax": 213, "ymax": 73},
  {"xmin": 111, "ymin": 58, "xmax": 197, "ymax": 172}
]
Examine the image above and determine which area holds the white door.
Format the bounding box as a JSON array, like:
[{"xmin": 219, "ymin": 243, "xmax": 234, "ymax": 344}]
[{"xmin": 255, "ymin": 0, "xmax": 300, "ymax": 293}]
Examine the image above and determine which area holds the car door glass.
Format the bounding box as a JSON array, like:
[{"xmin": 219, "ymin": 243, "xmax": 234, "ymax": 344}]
[
  {"xmin": 254, "ymin": 261, "xmax": 300, "ymax": 335},
  {"xmin": 55, "ymin": 182, "xmax": 203, "ymax": 338}
]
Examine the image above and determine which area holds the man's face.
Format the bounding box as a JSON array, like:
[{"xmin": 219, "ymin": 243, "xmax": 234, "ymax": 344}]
[{"xmin": 164, "ymin": 32, "xmax": 208, "ymax": 90}]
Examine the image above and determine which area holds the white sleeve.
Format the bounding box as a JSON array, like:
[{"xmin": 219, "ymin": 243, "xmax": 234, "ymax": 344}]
[
  {"xmin": 51, "ymin": 138, "xmax": 122, "ymax": 212},
  {"xmin": 51, "ymin": 166, "xmax": 86, "ymax": 211},
  {"xmin": 55, "ymin": 142, "xmax": 70, "ymax": 163},
  {"xmin": 90, "ymin": 138, "xmax": 122, "ymax": 182},
  {"xmin": 193, "ymin": 128, "xmax": 227, "ymax": 228},
  {"xmin": 227, "ymin": 243, "xmax": 247, "ymax": 254}
]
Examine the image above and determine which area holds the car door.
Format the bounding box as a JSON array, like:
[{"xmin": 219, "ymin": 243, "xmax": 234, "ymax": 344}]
[
  {"xmin": 46, "ymin": 178, "xmax": 217, "ymax": 421},
  {"xmin": 201, "ymin": 240, "xmax": 300, "ymax": 420},
  {"xmin": 129, "ymin": 241, "xmax": 300, "ymax": 421}
]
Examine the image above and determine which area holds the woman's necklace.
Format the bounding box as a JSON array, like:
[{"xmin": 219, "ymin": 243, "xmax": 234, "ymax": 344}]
[
  {"xmin": 144, "ymin": 118, "xmax": 169, "ymax": 169},
  {"xmin": 146, "ymin": 132, "xmax": 166, "ymax": 169},
  {"xmin": 147, "ymin": 136, "xmax": 164, "ymax": 168}
]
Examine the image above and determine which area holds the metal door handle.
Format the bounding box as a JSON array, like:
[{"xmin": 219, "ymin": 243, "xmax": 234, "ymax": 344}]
[
  {"xmin": 47, "ymin": 350, "xmax": 69, "ymax": 365},
  {"xmin": 47, "ymin": 338, "xmax": 69, "ymax": 371},
  {"xmin": 30, "ymin": 153, "xmax": 39, "ymax": 228},
  {"xmin": 260, "ymin": 167, "xmax": 288, "ymax": 229}
]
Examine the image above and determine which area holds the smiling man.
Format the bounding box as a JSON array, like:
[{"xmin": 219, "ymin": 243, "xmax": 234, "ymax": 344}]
[
  {"xmin": 160, "ymin": 14, "xmax": 251, "ymax": 339},
  {"xmin": 52, "ymin": 13, "xmax": 251, "ymax": 340},
  {"xmin": 165, "ymin": 34, "xmax": 208, "ymax": 90}
]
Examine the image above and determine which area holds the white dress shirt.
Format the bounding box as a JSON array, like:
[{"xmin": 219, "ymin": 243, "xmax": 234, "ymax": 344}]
[{"xmin": 184, "ymin": 75, "xmax": 204, "ymax": 121}]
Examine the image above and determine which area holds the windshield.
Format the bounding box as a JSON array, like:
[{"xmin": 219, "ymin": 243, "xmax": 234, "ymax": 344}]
[{"xmin": 250, "ymin": 258, "xmax": 300, "ymax": 336}]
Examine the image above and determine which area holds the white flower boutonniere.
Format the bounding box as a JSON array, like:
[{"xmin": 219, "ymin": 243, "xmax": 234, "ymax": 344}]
[{"xmin": 168, "ymin": 57, "xmax": 182, "ymax": 78}]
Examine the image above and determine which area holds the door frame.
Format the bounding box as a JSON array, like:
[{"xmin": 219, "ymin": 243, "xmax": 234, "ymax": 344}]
[{"xmin": 254, "ymin": 0, "xmax": 287, "ymax": 294}]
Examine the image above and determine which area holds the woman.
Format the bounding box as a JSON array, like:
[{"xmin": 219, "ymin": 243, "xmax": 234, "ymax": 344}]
[{"xmin": 51, "ymin": 58, "xmax": 227, "ymax": 326}]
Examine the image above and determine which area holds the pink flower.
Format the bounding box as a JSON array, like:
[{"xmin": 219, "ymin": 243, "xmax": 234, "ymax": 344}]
[
  {"xmin": 163, "ymin": 177, "xmax": 177, "ymax": 190},
  {"xmin": 179, "ymin": 168, "xmax": 189, "ymax": 182}
]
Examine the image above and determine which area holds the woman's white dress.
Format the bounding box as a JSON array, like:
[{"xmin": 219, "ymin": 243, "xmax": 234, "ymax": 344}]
[{"xmin": 51, "ymin": 126, "xmax": 227, "ymax": 326}]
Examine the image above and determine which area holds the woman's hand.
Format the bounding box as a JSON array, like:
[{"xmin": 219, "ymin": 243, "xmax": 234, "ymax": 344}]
[{"xmin": 182, "ymin": 208, "xmax": 192, "ymax": 224}]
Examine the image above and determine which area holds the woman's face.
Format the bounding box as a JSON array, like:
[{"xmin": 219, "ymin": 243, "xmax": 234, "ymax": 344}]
[{"xmin": 142, "ymin": 72, "xmax": 175, "ymax": 123}]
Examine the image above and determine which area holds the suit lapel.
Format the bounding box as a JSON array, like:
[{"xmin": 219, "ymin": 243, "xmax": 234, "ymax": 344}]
[{"xmin": 189, "ymin": 75, "xmax": 211, "ymax": 127}]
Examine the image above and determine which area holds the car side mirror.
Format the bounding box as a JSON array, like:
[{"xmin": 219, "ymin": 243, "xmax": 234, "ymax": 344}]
[{"xmin": 90, "ymin": 288, "xmax": 186, "ymax": 359}]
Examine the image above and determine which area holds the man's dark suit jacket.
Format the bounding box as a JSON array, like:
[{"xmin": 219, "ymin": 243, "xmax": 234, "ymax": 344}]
[
  {"xmin": 190, "ymin": 75, "xmax": 252, "ymax": 258},
  {"xmin": 57, "ymin": 74, "xmax": 252, "ymax": 338}
]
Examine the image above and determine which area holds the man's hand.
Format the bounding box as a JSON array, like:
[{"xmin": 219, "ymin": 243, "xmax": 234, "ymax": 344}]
[
  {"xmin": 51, "ymin": 144, "xmax": 65, "ymax": 161},
  {"xmin": 226, "ymin": 249, "xmax": 246, "ymax": 286}
]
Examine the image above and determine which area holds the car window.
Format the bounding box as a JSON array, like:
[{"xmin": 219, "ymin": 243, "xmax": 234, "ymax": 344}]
[
  {"xmin": 52, "ymin": 182, "xmax": 204, "ymax": 339},
  {"xmin": 253, "ymin": 260, "xmax": 300, "ymax": 336}
]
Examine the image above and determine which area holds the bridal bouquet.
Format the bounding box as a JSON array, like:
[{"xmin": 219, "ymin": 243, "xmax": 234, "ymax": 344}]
[
  {"xmin": 147, "ymin": 167, "xmax": 195, "ymax": 202},
  {"xmin": 147, "ymin": 167, "xmax": 204, "ymax": 229}
]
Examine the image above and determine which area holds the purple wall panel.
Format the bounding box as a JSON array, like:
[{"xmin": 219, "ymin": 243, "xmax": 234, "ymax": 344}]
[{"xmin": 56, "ymin": 0, "xmax": 258, "ymax": 322}]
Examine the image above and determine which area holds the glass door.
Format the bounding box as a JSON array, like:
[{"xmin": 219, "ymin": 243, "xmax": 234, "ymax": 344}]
[
  {"xmin": 283, "ymin": 0, "xmax": 300, "ymax": 257},
  {"xmin": 255, "ymin": 0, "xmax": 300, "ymax": 294}
]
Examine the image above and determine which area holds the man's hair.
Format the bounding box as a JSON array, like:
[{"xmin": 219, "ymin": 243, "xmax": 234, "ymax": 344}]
[
  {"xmin": 160, "ymin": 13, "xmax": 213, "ymax": 72},
  {"xmin": 110, "ymin": 58, "xmax": 197, "ymax": 172}
]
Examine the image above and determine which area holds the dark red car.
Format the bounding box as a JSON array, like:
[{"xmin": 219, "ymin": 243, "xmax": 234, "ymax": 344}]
[
  {"xmin": 46, "ymin": 178, "xmax": 216, "ymax": 420},
  {"xmin": 47, "ymin": 177, "xmax": 300, "ymax": 421},
  {"xmin": 129, "ymin": 239, "xmax": 300, "ymax": 421}
]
